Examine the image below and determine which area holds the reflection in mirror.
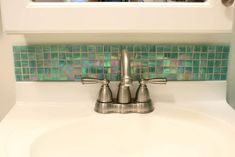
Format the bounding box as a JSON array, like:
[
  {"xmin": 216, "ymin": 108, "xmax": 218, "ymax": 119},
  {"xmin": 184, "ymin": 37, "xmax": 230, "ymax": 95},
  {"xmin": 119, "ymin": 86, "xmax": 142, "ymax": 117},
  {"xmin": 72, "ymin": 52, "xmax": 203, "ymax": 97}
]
[{"xmin": 33, "ymin": 0, "xmax": 206, "ymax": 2}]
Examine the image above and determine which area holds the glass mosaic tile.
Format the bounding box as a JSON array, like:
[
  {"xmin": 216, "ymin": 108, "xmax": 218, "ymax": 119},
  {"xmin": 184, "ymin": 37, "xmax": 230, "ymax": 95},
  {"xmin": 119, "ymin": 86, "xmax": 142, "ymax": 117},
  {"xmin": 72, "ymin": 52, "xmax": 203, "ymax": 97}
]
[{"xmin": 13, "ymin": 44, "xmax": 229, "ymax": 81}]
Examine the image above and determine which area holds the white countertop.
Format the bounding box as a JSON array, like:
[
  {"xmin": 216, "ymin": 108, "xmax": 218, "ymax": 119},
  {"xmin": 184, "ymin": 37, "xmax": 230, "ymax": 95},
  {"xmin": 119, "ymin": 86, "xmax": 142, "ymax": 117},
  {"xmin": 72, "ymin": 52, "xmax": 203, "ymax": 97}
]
[{"xmin": 1, "ymin": 81, "xmax": 235, "ymax": 157}]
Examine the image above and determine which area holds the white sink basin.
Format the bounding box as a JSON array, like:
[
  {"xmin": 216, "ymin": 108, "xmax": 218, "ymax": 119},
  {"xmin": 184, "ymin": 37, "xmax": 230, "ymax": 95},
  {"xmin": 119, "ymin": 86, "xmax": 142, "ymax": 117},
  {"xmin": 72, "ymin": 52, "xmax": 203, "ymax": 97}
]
[
  {"xmin": 1, "ymin": 81, "xmax": 235, "ymax": 157},
  {"xmin": 30, "ymin": 107, "xmax": 235, "ymax": 157}
]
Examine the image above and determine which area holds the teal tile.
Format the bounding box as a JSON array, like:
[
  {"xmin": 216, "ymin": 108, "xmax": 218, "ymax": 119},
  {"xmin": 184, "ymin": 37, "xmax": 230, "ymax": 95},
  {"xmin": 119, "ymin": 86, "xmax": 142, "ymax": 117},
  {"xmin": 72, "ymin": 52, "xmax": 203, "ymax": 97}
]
[
  {"xmin": 179, "ymin": 46, "xmax": 186, "ymax": 52},
  {"xmin": 202, "ymin": 46, "xmax": 208, "ymax": 52},
  {"xmin": 215, "ymin": 61, "xmax": 221, "ymax": 67},
  {"xmin": 223, "ymin": 46, "xmax": 230, "ymax": 53},
  {"xmin": 221, "ymin": 67, "xmax": 227, "ymax": 73},
  {"xmin": 13, "ymin": 44, "xmax": 230, "ymax": 82},
  {"xmin": 221, "ymin": 74, "xmax": 227, "ymax": 80},
  {"xmin": 23, "ymin": 68, "xmax": 29, "ymax": 74},
  {"xmin": 222, "ymin": 60, "xmax": 228, "ymax": 66},
  {"xmin": 142, "ymin": 53, "xmax": 148, "ymax": 59},
  {"xmin": 193, "ymin": 67, "xmax": 199, "ymax": 73},
  {"xmin": 14, "ymin": 53, "xmax": 21, "ymax": 60},
  {"xmin": 194, "ymin": 45, "xmax": 201, "ymax": 52},
  {"xmin": 208, "ymin": 53, "xmax": 214, "ymax": 59},
  {"xmin": 21, "ymin": 53, "xmax": 28, "ymax": 60},
  {"xmin": 22, "ymin": 61, "xmax": 29, "ymax": 67},
  {"xmin": 156, "ymin": 53, "xmax": 164, "ymax": 59},
  {"xmin": 156, "ymin": 46, "xmax": 163, "ymax": 53},
  {"xmin": 193, "ymin": 53, "xmax": 200, "ymax": 59},
  {"xmin": 214, "ymin": 74, "xmax": 221, "ymax": 80},
  {"xmin": 215, "ymin": 53, "xmax": 222, "ymax": 59},
  {"xmin": 15, "ymin": 61, "xmax": 21, "ymax": 67},
  {"xmin": 216, "ymin": 45, "xmax": 223, "ymax": 52},
  {"xmin": 171, "ymin": 53, "xmax": 178, "ymax": 59},
  {"xmin": 15, "ymin": 68, "xmax": 22, "ymax": 75},
  {"xmin": 222, "ymin": 53, "xmax": 229, "ymax": 59},
  {"xmin": 208, "ymin": 60, "xmax": 214, "ymax": 67},
  {"xmin": 172, "ymin": 46, "xmax": 178, "ymax": 53},
  {"xmin": 200, "ymin": 53, "xmax": 207, "ymax": 59},
  {"xmin": 16, "ymin": 75, "xmax": 22, "ymax": 81}
]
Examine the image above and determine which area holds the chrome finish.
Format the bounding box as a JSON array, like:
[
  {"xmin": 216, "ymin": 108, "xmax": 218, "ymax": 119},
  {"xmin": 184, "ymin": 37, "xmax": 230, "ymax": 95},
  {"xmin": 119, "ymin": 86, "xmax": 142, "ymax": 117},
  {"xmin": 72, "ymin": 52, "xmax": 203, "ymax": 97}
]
[
  {"xmin": 136, "ymin": 78, "xmax": 167, "ymax": 103},
  {"xmin": 117, "ymin": 49, "xmax": 132, "ymax": 104},
  {"xmin": 81, "ymin": 78, "xmax": 113, "ymax": 103},
  {"xmin": 95, "ymin": 99, "xmax": 154, "ymax": 114},
  {"xmin": 82, "ymin": 49, "xmax": 167, "ymax": 114},
  {"xmin": 222, "ymin": 0, "xmax": 234, "ymax": 7}
]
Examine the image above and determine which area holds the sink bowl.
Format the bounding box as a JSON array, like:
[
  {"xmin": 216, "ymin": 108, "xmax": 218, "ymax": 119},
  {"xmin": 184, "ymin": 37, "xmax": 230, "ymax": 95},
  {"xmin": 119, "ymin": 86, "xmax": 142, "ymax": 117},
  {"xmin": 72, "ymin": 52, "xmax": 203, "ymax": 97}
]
[{"xmin": 30, "ymin": 107, "xmax": 235, "ymax": 157}]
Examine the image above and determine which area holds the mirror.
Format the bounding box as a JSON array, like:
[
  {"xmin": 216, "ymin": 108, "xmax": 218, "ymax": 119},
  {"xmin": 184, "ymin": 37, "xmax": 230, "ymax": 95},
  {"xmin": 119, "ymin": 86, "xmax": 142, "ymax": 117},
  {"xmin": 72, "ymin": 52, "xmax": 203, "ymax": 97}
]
[{"xmin": 33, "ymin": 0, "xmax": 206, "ymax": 2}]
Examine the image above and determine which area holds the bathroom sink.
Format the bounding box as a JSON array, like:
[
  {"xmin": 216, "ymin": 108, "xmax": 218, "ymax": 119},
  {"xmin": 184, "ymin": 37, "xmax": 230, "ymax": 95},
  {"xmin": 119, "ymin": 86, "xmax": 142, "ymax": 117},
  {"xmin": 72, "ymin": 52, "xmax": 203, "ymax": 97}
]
[
  {"xmin": 1, "ymin": 81, "xmax": 235, "ymax": 157},
  {"xmin": 28, "ymin": 106, "xmax": 235, "ymax": 157}
]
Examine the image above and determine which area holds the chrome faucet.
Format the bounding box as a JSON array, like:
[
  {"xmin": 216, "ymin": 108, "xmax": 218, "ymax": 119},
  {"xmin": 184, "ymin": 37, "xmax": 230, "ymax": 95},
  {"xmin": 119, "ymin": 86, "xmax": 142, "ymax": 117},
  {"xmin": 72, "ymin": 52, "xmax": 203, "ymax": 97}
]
[
  {"xmin": 82, "ymin": 49, "xmax": 167, "ymax": 114},
  {"xmin": 117, "ymin": 49, "xmax": 132, "ymax": 104}
]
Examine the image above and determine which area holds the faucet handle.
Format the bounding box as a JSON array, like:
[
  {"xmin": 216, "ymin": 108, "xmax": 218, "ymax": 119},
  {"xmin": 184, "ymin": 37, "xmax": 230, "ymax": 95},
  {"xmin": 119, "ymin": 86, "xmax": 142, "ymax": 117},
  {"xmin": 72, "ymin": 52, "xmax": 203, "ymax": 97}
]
[
  {"xmin": 140, "ymin": 78, "xmax": 167, "ymax": 85},
  {"xmin": 81, "ymin": 78, "xmax": 113, "ymax": 103},
  {"xmin": 135, "ymin": 78, "xmax": 167, "ymax": 103},
  {"xmin": 81, "ymin": 78, "xmax": 110, "ymax": 85}
]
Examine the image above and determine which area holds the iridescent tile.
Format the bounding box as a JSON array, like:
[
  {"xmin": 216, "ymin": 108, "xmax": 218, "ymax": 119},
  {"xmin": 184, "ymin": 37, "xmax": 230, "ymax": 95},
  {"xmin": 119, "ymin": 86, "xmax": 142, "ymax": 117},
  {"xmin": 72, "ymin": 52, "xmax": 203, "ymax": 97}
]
[
  {"xmin": 111, "ymin": 60, "xmax": 119, "ymax": 67},
  {"xmin": 14, "ymin": 53, "xmax": 21, "ymax": 60},
  {"xmin": 104, "ymin": 61, "xmax": 110, "ymax": 67},
  {"xmin": 15, "ymin": 68, "xmax": 22, "ymax": 75},
  {"xmin": 163, "ymin": 60, "xmax": 170, "ymax": 67},
  {"xmin": 163, "ymin": 67, "xmax": 171, "ymax": 74},
  {"xmin": 16, "ymin": 75, "xmax": 22, "ymax": 81},
  {"xmin": 15, "ymin": 61, "xmax": 21, "ymax": 67},
  {"xmin": 22, "ymin": 61, "xmax": 29, "ymax": 67}
]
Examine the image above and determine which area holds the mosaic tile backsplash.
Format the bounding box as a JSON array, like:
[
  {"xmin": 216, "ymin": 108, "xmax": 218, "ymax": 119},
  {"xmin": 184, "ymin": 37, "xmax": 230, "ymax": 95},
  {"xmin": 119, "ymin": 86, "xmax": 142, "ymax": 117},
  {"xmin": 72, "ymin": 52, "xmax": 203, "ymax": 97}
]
[{"xmin": 13, "ymin": 45, "xmax": 229, "ymax": 81}]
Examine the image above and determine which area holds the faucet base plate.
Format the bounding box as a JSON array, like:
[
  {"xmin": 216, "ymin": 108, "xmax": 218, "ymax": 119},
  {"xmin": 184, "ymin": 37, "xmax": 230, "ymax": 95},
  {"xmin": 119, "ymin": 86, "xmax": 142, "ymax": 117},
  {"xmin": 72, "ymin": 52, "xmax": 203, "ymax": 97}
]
[{"xmin": 94, "ymin": 99, "xmax": 154, "ymax": 114}]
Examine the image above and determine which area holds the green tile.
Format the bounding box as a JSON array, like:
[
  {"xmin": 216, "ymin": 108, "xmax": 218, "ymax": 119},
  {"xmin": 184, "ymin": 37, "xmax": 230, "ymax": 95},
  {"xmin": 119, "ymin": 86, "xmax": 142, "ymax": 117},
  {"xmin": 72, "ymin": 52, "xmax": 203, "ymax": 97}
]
[
  {"xmin": 194, "ymin": 45, "xmax": 201, "ymax": 52},
  {"xmin": 171, "ymin": 53, "xmax": 178, "ymax": 59},
  {"xmin": 142, "ymin": 53, "xmax": 148, "ymax": 59},
  {"xmin": 23, "ymin": 68, "xmax": 29, "ymax": 74},
  {"xmin": 200, "ymin": 53, "xmax": 207, "ymax": 59},
  {"xmin": 14, "ymin": 53, "xmax": 21, "ymax": 60},
  {"xmin": 202, "ymin": 46, "xmax": 208, "ymax": 52},
  {"xmin": 222, "ymin": 60, "xmax": 228, "ymax": 67},
  {"xmin": 221, "ymin": 74, "xmax": 227, "ymax": 80},
  {"xmin": 163, "ymin": 60, "xmax": 170, "ymax": 67},
  {"xmin": 21, "ymin": 53, "xmax": 28, "ymax": 60},
  {"xmin": 207, "ymin": 67, "xmax": 213, "ymax": 73},
  {"xmin": 221, "ymin": 67, "xmax": 227, "ymax": 73},
  {"xmin": 214, "ymin": 74, "xmax": 221, "ymax": 80},
  {"xmin": 223, "ymin": 46, "xmax": 230, "ymax": 53},
  {"xmin": 222, "ymin": 53, "xmax": 229, "ymax": 59},
  {"xmin": 216, "ymin": 45, "xmax": 223, "ymax": 52},
  {"xmin": 215, "ymin": 53, "xmax": 221, "ymax": 59},
  {"xmin": 215, "ymin": 61, "xmax": 221, "ymax": 67},
  {"xmin": 13, "ymin": 44, "xmax": 230, "ymax": 82},
  {"xmin": 16, "ymin": 75, "xmax": 22, "ymax": 81},
  {"xmin": 185, "ymin": 60, "xmax": 192, "ymax": 67},
  {"xmin": 193, "ymin": 53, "xmax": 200, "ymax": 59},
  {"xmin": 193, "ymin": 60, "xmax": 199, "ymax": 67},
  {"xmin": 15, "ymin": 61, "xmax": 21, "ymax": 67},
  {"xmin": 15, "ymin": 68, "xmax": 22, "ymax": 75},
  {"xmin": 208, "ymin": 53, "xmax": 214, "ymax": 59},
  {"xmin": 208, "ymin": 60, "xmax": 214, "ymax": 67},
  {"xmin": 179, "ymin": 46, "xmax": 186, "ymax": 52},
  {"xmin": 23, "ymin": 75, "xmax": 30, "ymax": 80},
  {"xmin": 193, "ymin": 67, "xmax": 199, "ymax": 73},
  {"xmin": 156, "ymin": 46, "xmax": 163, "ymax": 53},
  {"xmin": 172, "ymin": 46, "xmax": 178, "ymax": 53},
  {"xmin": 156, "ymin": 53, "xmax": 164, "ymax": 59}
]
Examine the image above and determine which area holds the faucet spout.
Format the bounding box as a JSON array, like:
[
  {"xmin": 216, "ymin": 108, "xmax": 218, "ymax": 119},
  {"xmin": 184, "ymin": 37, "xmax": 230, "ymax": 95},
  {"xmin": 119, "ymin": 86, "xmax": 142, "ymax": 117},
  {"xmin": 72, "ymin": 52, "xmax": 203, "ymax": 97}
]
[
  {"xmin": 117, "ymin": 49, "xmax": 132, "ymax": 104},
  {"xmin": 120, "ymin": 49, "xmax": 132, "ymax": 86}
]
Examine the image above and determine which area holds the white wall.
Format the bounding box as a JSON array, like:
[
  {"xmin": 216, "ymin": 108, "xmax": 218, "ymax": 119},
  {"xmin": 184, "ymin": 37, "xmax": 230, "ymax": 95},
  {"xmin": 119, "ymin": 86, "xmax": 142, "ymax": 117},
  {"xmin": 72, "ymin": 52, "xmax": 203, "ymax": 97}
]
[
  {"xmin": 0, "ymin": 13, "xmax": 15, "ymax": 120},
  {"xmin": 0, "ymin": 3, "xmax": 233, "ymax": 120}
]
